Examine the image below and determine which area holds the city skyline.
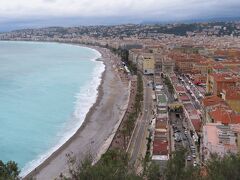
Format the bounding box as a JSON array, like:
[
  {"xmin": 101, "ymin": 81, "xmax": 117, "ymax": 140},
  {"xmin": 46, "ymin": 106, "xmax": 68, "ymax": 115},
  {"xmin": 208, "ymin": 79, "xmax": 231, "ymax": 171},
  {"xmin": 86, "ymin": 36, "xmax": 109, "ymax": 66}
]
[{"xmin": 0, "ymin": 0, "xmax": 240, "ymax": 31}]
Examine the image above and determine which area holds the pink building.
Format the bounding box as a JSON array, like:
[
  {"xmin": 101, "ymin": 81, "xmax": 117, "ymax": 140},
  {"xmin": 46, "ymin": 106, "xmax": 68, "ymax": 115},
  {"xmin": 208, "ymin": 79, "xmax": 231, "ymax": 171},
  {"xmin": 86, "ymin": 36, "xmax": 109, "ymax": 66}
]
[{"xmin": 203, "ymin": 123, "xmax": 238, "ymax": 161}]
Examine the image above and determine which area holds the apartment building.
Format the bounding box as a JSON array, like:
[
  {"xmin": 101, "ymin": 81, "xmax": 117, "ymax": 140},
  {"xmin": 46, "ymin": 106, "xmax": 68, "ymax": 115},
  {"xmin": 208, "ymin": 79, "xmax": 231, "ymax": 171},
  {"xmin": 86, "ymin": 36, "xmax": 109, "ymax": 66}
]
[
  {"xmin": 137, "ymin": 54, "xmax": 155, "ymax": 75},
  {"xmin": 206, "ymin": 73, "xmax": 238, "ymax": 96},
  {"xmin": 203, "ymin": 123, "xmax": 238, "ymax": 161}
]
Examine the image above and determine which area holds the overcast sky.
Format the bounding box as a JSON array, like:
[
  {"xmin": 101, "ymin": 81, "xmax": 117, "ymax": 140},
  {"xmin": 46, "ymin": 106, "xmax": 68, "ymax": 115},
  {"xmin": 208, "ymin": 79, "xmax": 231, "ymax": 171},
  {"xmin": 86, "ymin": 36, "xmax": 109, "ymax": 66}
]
[{"xmin": 0, "ymin": 0, "xmax": 239, "ymax": 31}]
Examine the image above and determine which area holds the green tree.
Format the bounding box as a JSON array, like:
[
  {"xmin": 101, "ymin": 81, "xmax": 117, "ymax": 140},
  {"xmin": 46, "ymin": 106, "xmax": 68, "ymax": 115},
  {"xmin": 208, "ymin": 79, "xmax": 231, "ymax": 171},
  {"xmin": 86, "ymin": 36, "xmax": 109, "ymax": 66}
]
[
  {"xmin": 121, "ymin": 128, "xmax": 128, "ymax": 149},
  {"xmin": 63, "ymin": 149, "xmax": 164, "ymax": 180},
  {"xmin": 61, "ymin": 148, "xmax": 240, "ymax": 180},
  {"xmin": 165, "ymin": 149, "xmax": 186, "ymax": 180},
  {"xmin": 163, "ymin": 76, "xmax": 174, "ymax": 94},
  {"xmin": 144, "ymin": 162, "xmax": 162, "ymax": 180},
  {"xmin": 204, "ymin": 153, "xmax": 240, "ymax": 180},
  {"xmin": 165, "ymin": 149, "xmax": 201, "ymax": 180},
  {"xmin": 0, "ymin": 160, "xmax": 20, "ymax": 180},
  {"xmin": 63, "ymin": 149, "xmax": 142, "ymax": 180}
]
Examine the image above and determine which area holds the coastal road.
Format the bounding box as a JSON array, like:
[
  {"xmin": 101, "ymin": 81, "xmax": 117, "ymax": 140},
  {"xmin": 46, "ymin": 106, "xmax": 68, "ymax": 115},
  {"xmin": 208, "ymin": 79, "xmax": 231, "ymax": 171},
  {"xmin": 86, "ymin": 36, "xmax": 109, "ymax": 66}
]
[{"xmin": 128, "ymin": 76, "xmax": 153, "ymax": 167}]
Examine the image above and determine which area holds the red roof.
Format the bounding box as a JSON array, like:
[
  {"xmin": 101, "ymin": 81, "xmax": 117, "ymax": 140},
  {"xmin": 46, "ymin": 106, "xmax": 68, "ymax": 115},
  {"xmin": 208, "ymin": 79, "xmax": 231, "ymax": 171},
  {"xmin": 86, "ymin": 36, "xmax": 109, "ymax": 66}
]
[
  {"xmin": 209, "ymin": 73, "xmax": 238, "ymax": 83},
  {"xmin": 209, "ymin": 108, "xmax": 240, "ymax": 124},
  {"xmin": 175, "ymin": 85, "xmax": 185, "ymax": 92},
  {"xmin": 155, "ymin": 120, "xmax": 167, "ymax": 129},
  {"xmin": 223, "ymin": 88, "xmax": 240, "ymax": 100},
  {"xmin": 153, "ymin": 139, "xmax": 168, "ymax": 155},
  {"xmin": 212, "ymin": 63, "xmax": 225, "ymax": 70},
  {"xmin": 202, "ymin": 95, "xmax": 224, "ymax": 107},
  {"xmin": 191, "ymin": 119, "xmax": 202, "ymax": 132},
  {"xmin": 229, "ymin": 66, "xmax": 240, "ymax": 74},
  {"xmin": 179, "ymin": 93, "xmax": 190, "ymax": 102}
]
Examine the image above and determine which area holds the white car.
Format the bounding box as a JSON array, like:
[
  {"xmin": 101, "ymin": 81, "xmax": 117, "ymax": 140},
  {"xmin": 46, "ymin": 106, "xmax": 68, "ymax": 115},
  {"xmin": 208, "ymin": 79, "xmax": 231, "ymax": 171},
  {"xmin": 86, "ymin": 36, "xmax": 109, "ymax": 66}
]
[
  {"xmin": 191, "ymin": 145, "xmax": 195, "ymax": 149},
  {"xmin": 193, "ymin": 161, "xmax": 197, "ymax": 167},
  {"xmin": 187, "ymin": 155, "xmax": 192, "ymax": 161}
]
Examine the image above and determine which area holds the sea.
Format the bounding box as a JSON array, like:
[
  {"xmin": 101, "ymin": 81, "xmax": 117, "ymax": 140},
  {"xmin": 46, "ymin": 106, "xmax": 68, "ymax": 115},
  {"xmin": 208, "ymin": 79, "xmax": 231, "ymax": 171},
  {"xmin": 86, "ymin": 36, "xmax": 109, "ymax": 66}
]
[{"xmin": 0, "ymin": 41, "xmax": 105, "ymax": 176}]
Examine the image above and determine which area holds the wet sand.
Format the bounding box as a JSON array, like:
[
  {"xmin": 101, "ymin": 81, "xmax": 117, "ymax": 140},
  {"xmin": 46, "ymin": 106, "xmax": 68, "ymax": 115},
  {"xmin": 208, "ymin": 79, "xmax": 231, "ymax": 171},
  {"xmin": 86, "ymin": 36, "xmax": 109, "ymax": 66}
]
[{"xmin": 24, "ymin": 46, "xmax": 130, "ymax": 180}]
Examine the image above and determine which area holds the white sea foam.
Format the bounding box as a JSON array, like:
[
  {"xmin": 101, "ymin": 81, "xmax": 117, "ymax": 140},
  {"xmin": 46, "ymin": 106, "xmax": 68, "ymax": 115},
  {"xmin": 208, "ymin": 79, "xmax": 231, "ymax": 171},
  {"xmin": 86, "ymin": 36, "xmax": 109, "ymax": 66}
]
[{"xmin": 20, "ymin": 48, "xmax": 105, "ymax": 177}]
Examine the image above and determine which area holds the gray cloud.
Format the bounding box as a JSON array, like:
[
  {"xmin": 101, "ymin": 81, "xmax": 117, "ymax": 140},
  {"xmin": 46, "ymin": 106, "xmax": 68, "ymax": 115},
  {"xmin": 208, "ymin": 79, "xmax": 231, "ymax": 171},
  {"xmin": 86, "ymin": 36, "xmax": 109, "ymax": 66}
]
[{"xmin": 0, "ymin": 0, "xmax": 239, "ymax": 31}]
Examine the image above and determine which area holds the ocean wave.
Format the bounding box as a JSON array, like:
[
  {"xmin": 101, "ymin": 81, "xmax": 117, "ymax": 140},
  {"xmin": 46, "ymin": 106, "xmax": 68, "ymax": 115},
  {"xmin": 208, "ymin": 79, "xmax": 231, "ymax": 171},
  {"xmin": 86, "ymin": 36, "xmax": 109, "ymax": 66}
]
[{"xmin": 20, "ymin": 50, "xmax": 105, "ymax": 177}]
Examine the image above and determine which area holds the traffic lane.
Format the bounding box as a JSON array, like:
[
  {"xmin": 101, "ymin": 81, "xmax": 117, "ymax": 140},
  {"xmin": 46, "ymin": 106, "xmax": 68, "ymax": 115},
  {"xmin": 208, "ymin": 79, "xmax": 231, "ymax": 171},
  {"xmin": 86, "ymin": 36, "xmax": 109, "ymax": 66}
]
[
  {"xmin": 184, "ymin": 75, "xmax": 204, "ymax": 96},
  {"xmin": 130, "ymin": 78, "xmax": 152, "ymax": 164},
  {"xmin": 183, "ymin": 76, "xmax": 203, "ymax": 100},
  {"xmin": 183, "ymin": 86, "xmax": 201, "ymax": 110}
]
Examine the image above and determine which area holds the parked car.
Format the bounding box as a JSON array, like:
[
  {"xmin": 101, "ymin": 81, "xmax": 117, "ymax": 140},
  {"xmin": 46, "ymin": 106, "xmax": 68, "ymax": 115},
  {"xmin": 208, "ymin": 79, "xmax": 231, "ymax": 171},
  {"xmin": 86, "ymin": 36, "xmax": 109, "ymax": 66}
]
[
  {"xmin": 187, "ymin": 155, "xmax": 192, "ymax": 161},
  {"xmin": 191, "ymin": 145, "xmax": 196, "ymax": 150}
]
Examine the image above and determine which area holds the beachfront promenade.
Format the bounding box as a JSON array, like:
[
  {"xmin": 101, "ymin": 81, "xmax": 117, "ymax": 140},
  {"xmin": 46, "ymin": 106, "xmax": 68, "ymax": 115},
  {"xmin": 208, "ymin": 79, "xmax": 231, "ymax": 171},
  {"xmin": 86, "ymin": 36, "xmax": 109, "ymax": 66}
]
[
  {"xmin": 128, "ymin": 76, "xmax": 153, "ymax": 168},
  {"xmin": 24, "ymin": 47, "xmax": 130, "ymax": 180}
]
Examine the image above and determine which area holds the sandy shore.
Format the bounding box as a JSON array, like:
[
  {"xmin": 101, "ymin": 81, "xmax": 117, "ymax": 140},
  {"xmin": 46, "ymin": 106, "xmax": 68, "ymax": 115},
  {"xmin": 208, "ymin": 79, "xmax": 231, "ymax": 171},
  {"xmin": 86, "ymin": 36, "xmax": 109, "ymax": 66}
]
[{"xmin": 24, "ymin": 45, "xmax": 130, "ymax": 180}]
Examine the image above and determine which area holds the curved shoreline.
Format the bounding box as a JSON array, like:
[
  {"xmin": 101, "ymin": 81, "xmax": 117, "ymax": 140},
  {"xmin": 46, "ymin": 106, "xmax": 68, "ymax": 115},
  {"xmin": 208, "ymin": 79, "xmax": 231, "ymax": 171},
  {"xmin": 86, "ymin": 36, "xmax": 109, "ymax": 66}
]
[
  {"xmin": 23, "ymin": 44, "xmax": 129, "ymax": 180},
  {"xmin": 22, "ymin": 44, "xmax": 105, "ymax": 178},
  {"xmin": 24, "ymin": 76, "xmax": 106, "ymax": 179},
  {"xmin": 20, "ymin": 43, "xmax": 105, "ymax": 177}
]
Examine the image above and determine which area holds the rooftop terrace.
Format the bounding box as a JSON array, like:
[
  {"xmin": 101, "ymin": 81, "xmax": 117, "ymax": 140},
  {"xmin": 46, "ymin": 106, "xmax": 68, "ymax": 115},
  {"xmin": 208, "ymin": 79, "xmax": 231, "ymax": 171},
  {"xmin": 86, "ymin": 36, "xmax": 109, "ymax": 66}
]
[{"xmin": 157, "ymin": 93, "xmax": 167, "ymax": 104}]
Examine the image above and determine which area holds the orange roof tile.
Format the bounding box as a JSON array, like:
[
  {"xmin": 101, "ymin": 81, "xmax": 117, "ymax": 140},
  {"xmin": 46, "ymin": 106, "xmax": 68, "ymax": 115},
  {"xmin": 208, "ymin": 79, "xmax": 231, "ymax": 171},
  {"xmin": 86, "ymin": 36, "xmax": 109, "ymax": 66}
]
[
  {"xmin": 212, "ymin": 63, "xmax": 225, "ymax": 69},
  {"xmin": 210, "ymin": 73, "xmax": 238, "ymax": 83},
  {"xmin": 227, "ymin": 92, "xmax": 240, "ymax": 100},
  {"xmin": 223, "ymin": 88, "xmax": 240, "ymax": 100},
  {"xmin": 155, "ymin": 120, "xmax": 168, "ymax": 129},
  {"xmin": 202, "ymin": 96, "xmax": 224, "ymax": 107},
  {"xmin": 209, "ymin": 108, "xmax": 240, "ymax": 124}
]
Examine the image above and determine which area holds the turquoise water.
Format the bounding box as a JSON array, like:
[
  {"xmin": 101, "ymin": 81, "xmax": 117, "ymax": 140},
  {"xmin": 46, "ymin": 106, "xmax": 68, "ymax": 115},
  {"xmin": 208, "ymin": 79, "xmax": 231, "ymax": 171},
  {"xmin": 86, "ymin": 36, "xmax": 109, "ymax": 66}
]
[{"xmin": 0, "ymin": 41, "xmax": 104, "ymax": 175}]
